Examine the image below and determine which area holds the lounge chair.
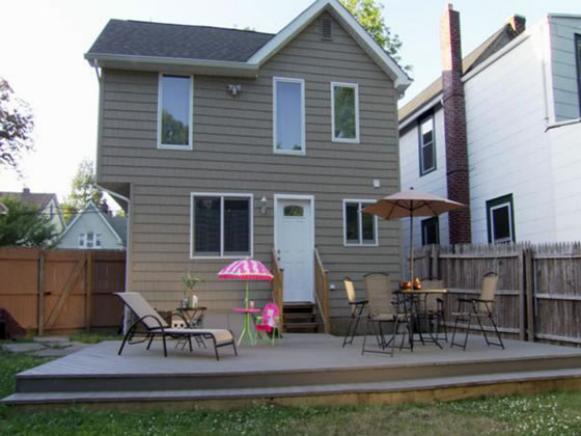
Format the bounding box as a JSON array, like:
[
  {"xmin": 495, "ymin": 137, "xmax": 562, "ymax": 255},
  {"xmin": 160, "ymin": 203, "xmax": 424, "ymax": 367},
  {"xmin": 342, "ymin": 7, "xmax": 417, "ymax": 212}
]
[
  {"xmin": 342, "ymin": 277, "xmax": 368, "ymax": 347},
  {"xmin": 115, "ymin": 292, "xmax": 237, "ymax": 360},
  {"xmin": 450, "ymin": 272, "xmax": 505, "ymax": 350},
  {"xmin": 361, "ymin": 273, "xmax": 410, "ymax": 356}
]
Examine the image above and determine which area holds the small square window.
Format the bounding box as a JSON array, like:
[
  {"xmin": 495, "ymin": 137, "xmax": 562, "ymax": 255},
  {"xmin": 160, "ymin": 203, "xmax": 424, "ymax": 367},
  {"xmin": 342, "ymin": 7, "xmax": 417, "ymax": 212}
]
[
  {"xmin": 486, "ymin": 194, "xmax": 515, "ymax": 244},
  {"xmin": 343, "ymin": 200, "xmax": 377, "ymax": 246},
  {"xmin": 332, "ymin": 82, "xmax": 359, "ymax": 143}
]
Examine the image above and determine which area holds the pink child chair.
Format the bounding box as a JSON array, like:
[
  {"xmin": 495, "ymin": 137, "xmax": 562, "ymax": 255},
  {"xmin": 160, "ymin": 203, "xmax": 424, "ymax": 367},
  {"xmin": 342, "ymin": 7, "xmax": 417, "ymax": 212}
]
[{"xmin": 255, "ymin": 303, "xmax": 281, "ymax": 345}]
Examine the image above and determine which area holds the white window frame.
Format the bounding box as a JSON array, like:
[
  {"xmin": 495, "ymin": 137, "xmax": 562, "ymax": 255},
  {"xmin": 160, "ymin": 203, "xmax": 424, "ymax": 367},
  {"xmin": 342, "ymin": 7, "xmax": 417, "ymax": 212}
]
[
  {"xmin": 489, "ymin": 202, "xmax": 514, "ymax": 244},
  {"xmin": 331, "ymin": 82, "xmax": 360, "ymax": 144},
  {"xmin": 342, "ymin": 199, "xmax": 378, "ymax": 247},
  {"xmin": 273, "ymin": 77, "xmax": 306, "ymax": 156},
  {"xmin": 190, "ymin": 192, "xmax": 254, "ymax": 259},
  {"xmin": 157, "ymin": 73, "xmax": 194, "ymax": 151},
  {"xmin": 419, "ymin": 116, "xmax": 436, "ymax": 175},
  {"xmin": 95, "ymin": 233, "xmax": 102, "ymax": 248},
  {"xmin": 78, "ymin": 233, "xmax": 85, "ymax": 248}
]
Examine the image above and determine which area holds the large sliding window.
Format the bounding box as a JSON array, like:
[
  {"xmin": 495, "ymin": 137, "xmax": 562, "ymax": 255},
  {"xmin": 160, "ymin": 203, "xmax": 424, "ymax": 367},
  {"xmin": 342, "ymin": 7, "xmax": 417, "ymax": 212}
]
[
  {"xmin": 418, "ymin": 116, "xmax": 436, "ymax": 176},
  {"xmin": 343, "ymin": 200, "xmax": 378, "ymax": 246},
  {"xmin": 331, "ymin": 82, "xmax": 359, "ymax": 143},
  {"xmin": 158, "ymin": 74, "xmax": 193, "ymax": 150},
  {"xmin": 273, "ymin": 77, "xmax": 305, "ymax": 155},
  {"xmin": 486, "ymin": 194, "xmax": 515, "ymax": 244},
  {"xmin": 191, "ymin": 193, "xmax": 253, "ymax": 258}
]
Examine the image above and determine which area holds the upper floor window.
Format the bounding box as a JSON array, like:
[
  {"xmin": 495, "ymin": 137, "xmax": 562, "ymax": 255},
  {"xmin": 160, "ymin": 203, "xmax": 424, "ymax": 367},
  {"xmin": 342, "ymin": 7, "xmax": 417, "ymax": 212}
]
[
  {"xmin": 343, "ymin": 200, "xmax": 377, "ymax": 246},
  {"xmin": 419, "ymin": 116, "xmax": 436, "ymax": 176},
  {"xmin": 421, "ymin": 217, "xmax": 440, "ymax": 245},
  {"xmin": 486, "ymin": 194, "xmax": 515, "ymax": 244},
  {"xmin": 575, "ymin": 33, "xmax": 581, "ymax": 112},
  {"xmin": 191, "ymin": 193, "xmax": 253, "ymax": 258},
  {"xmin": 331, "ymin": 82, "xmax": 359, "ymax": 143},
  {"xmin": 158, "ymin": 74, "xmax": 193, "ymax": 150},
  {"xmin": 273, "ymin": 77, "xmax": 305, "ymax": 155}
]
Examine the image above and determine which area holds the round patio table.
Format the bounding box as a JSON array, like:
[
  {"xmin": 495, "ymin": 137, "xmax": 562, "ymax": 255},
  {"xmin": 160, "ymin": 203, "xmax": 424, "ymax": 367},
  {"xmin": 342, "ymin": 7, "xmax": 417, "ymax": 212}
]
[
  {"xmin": 400, "ymin": 288, "xmax": 448, "ymax": 349},
  {"xmin": 232, "ymin": 307, "xmax": 261, "ymax": 346}
]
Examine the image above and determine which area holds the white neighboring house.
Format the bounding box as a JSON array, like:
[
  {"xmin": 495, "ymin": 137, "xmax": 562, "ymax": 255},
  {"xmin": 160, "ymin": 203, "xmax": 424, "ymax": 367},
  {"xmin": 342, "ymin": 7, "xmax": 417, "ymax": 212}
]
[
  {"xmin": 57, "ymin": 201, "xmax": 127, "ymax": 250},
  {"xmin": 0, "ymin": 188, "xmax": 65, "ymax": 235},
  {"xmin": 399, "ymin": 10, "xmax": 581, "ymax": 257}
]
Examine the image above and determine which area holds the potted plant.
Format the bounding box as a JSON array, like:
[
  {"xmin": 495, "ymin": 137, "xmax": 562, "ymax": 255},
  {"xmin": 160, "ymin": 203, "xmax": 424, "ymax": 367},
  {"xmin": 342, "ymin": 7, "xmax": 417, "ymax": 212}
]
[{"xmin": 181, "ymin": 270, "xmax": 203, "ymax": 308}]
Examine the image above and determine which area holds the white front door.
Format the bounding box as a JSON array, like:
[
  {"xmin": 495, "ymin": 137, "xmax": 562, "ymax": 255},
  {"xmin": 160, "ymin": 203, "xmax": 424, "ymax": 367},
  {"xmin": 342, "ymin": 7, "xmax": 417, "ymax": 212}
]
[{"xmin": 275, "ymin": 196, "xmax": 314, "ymax": 302}]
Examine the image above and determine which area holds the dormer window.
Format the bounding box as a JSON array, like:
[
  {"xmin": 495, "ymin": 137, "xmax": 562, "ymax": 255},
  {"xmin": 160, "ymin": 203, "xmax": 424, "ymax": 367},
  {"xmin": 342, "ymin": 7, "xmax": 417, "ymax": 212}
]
[{"xmin": 158, "ymin": 74, "xmax": 193, "ymax": 150}]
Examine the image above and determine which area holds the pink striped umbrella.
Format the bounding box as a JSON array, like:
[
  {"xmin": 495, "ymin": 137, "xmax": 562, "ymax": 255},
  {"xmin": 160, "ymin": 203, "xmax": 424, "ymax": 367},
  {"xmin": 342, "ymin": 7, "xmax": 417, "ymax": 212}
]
[{"xmin": 218, "ymin": 259, "xmax": 273, "ymax": 307}]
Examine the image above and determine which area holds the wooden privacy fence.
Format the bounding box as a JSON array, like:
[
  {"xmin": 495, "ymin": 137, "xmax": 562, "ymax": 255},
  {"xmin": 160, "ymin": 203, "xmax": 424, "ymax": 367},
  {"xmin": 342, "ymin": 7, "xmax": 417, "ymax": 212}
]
[
  {"xmin": 413, "ymin": 243, "xmax": 581, "ymax": 346},
  {"xmin": 0, "ymin": 248, "xmax": 125, "ymax": 335}
]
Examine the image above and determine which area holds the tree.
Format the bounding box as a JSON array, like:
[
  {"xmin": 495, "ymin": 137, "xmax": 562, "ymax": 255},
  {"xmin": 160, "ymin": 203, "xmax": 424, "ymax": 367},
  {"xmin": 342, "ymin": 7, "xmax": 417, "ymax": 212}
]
[
  {"xmin": 0, "ymin": 197, "xmax": 55, "ymax": 247},
  {"xmin": 0, "ymin": 78, "xmax": 34, "ymax": 172},
  {"xmin": 61, "ymin": 159, "xmax": 103, "ymax": 223},
  {"xmin": 340, "ymin": 0, "xmax": 409, "ymax": 69}
]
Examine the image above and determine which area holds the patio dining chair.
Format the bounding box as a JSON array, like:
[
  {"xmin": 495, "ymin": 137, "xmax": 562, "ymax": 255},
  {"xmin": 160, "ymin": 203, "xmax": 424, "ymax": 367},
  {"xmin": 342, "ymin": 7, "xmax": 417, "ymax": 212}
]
[
  {"xmin": 115, "ymin": 292, "xmax": 237, "ymax": 360},
  {"xmin": 342, "ymin": 277, "xmax": 368, "ymax": 347},
  {"xmin": 418, "ymin": 280, "xmax": 447, "ymax": 344},
  {"xmin": 361, "ymin": 273, "xmax": 410, "ymax": 356},
  {"xmin": 450, "ymin": 272, "xmax": 505, "ymax": 350}
]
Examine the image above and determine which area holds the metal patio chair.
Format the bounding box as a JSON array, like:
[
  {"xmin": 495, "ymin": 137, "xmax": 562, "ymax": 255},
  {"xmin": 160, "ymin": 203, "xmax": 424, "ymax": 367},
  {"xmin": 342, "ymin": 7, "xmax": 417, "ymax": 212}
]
[
  {"xmin": 342, "ymin": 277, "xmax": 368, "ymax": 347},
  {"xmin": 115, "ymin": 292, "xmax": 237, "ymax": 360},
  {"xmin": 450, "ymin": 272, "xmax": 505, "ymax": 350},
  {"xmin": 361, "ymin": 273, "xmax": 410, "ymax": 356},
  {"xmin": 418, "ymin": 280, "xmax": 448, "ymax": 344}
]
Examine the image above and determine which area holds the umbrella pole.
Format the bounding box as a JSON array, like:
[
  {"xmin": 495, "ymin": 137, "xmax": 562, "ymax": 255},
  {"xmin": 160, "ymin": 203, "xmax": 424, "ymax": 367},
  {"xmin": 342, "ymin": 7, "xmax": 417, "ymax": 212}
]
[
  {"xmin": 409, "ymin": 208, "xmax": 414, "ymax": 282},
  {"xmin": 244, "ymin": 281, "xmax": 249, "ymax": 309}
]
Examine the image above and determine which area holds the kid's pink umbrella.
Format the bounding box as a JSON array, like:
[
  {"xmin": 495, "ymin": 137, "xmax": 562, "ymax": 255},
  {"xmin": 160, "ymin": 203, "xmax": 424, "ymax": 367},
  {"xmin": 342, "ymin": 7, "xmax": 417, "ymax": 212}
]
[{"xmin": 218, "ymin": 259, "xmax": 273, "ymax": 308}]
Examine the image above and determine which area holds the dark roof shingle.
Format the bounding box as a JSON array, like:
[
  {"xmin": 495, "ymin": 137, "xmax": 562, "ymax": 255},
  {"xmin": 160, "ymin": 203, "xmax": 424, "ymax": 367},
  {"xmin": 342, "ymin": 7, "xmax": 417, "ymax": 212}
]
[
  {"xmin": 104, "ymin": 215, "xmax": 127, "ymax": 246},
  {"xmin": 87, "ymin": 19, "xmax": 275, "ymax": 62},
  {"xmin": 0, "ymin": 191, "xmax": 56, "ymax": 210}
]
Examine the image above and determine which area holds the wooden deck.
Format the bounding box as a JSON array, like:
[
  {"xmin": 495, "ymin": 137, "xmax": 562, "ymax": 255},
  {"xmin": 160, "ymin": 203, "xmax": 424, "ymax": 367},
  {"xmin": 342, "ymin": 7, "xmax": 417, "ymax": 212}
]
[{"xmin": 4, "ymin": 334, "xmax": 581, "ymax": 408}]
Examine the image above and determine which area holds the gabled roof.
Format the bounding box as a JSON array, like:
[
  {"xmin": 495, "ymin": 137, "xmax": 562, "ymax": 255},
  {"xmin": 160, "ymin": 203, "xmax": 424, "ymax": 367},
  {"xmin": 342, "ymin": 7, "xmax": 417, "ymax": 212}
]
[
  {"xmin": 88, "ymin": 20, "xmax": 274, "ymax": 63},
  {"xmin": 399, "ymin": 19, "xmax": 524, "ymax": 125},
  {"xmin": 58, "ymin": 201, "xmax": 127, "ymax": 247},
  {"xmin": 0, "ymin": 190, "xmax": 57, "ymax": 211},
  {"xmin": 85, "ymin": 0, "xmax": 411, "ymax": 93}
]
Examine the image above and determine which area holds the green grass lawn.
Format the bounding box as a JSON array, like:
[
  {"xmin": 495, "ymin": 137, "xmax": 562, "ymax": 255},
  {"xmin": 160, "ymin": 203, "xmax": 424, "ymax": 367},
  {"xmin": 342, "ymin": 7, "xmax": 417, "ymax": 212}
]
[{"xmin": 0, "ymin": 349, "xmax": 580, "ymax": 435}]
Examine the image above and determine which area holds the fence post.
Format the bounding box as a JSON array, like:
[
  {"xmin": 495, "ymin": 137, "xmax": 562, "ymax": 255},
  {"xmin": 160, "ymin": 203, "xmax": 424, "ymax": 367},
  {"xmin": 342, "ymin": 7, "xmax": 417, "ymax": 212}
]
[
  {"xmin": 37, "ymin": 250, "xmax": 45, "ymax": 336},
  {"xmin": 85, "ymin": 251, "xmax": 93, "ymax": 331},
  {"xmin": 518, "ymin": 249, "xmax": 526, "ymax": 341},
  {"xmin": 430, "ymin": 245, "xmax": 440, "ymax": 279},
  {"xmin": 524, "ymin": 248, "xmax": 535, "ymax": 342}
]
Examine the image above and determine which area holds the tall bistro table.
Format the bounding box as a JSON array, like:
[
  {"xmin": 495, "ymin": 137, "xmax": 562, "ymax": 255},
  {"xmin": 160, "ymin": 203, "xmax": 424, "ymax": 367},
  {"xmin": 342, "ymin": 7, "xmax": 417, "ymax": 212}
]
[
  {"xmin": 232, "ymin": 307, "xmax": 261, "ymax": 346},
  {"xmin": 400, "ymin": 287, "xmax": 448, "ymax": 349}
]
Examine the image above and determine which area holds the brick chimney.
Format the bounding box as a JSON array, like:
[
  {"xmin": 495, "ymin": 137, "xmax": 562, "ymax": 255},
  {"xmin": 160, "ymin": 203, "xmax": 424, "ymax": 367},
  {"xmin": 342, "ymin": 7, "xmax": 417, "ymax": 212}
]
[{"xmin": 441, "ymin": 3, "xmax": 471, "ymax": 244}]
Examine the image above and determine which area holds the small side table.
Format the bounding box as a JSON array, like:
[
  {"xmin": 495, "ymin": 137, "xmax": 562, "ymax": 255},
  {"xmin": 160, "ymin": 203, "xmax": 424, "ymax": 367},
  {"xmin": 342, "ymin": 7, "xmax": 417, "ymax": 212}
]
[
  {"xmin": 232, "ymin": 307, "xmax": 261, "ymax": 346},
  {"xmin": 176, "ymin": 306, "xmax": 207, "ymax": 328}
]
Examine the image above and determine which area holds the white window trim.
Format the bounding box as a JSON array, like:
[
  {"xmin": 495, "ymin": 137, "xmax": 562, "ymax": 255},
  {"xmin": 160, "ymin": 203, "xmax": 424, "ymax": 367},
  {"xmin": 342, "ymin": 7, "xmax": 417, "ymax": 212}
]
[
  {"xmin": 331, "ymin": 81, "xmax": 360, "ymax": 144},
  {"xmin": 273, "ymin": 77, "xmax": 306, "ymax": 156},
  {"xmin": 342, "ymin": 199, "xmax": 379, "ymax": 247},
  {"xmin": 419, "ymin": 116, "xmax": 436, "ymax": 175},
  {"xmin": 190, "ymin": 192, "xmax": 254, "ymax": 259},
  {"xmin": 489, "ymin": 202, "xmax": 513, "ymax": 244},
  {"xmin": 157, "ymin": 73, "xmax": 194, "ymax": 151}
]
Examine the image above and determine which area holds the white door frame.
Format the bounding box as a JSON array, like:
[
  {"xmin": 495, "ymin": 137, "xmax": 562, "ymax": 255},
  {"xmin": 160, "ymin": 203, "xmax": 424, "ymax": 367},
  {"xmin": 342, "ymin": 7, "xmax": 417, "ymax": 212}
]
[{"xmin": 274, "ymin": 193, "xmax": 315, "ymax": 302}]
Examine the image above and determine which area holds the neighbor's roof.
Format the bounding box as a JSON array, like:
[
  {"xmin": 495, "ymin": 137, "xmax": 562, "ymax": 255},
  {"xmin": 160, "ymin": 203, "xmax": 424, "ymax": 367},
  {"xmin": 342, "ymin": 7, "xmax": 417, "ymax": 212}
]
[
  {"xmin": 85, "ymin": 0, "xmax": 411, "ymax": 93},
  {"xmin": 103, "ymin": 214, "xmax": 128, "ymax": 246},
  {"xmin": 0, "ymin": 191, "xmax": 57, "ymax": 211},
  {"xmin": 88, "ymin": 20, "xmax": 275, "ymax": 62},
  {"xmin": 399, "ymin": 20, "xmax": 524, "ymax": 125}
]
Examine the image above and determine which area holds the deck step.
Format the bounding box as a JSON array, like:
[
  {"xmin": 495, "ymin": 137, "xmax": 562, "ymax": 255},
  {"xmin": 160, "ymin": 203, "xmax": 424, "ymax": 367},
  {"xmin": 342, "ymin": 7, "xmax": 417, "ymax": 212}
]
[
  {"xmin": 5, "ymin": 368, "xmax": 581, "ymax": 407},
  {"xmin": 283, "ymin": 302, "xmax": 320, "ymax": 333}
]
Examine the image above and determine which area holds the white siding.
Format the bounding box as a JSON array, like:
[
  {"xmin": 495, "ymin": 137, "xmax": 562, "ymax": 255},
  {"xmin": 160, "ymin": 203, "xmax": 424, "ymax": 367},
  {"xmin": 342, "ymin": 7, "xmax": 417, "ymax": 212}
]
[
  {"xmin": 464, "ymin": 31, "xmax": 557, "ymax": 243},
  {"xmin": 58, "ymin": 207, "xmax": 124, "ymax": 250},
  {"xmin": 399, "ymin": 107, "xmax": 448, "ymax": 275},
  {"xmin": 549, "ymin": 16, "xmax": 581, "ymax": 121},
  {"xmin": 548, "ymin": 122, "xmax": 581, "ymax": 241}
]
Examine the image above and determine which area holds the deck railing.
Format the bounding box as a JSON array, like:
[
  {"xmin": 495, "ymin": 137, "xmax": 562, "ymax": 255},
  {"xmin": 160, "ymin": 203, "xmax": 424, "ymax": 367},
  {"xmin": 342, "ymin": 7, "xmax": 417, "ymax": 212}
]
[
  {"xmin": 314, "ymin": 247, "xmax": 331, "ymax": 334},
  {"xmin": 271, "ymin": 248, "xmax": 284, "ymax": 331}
]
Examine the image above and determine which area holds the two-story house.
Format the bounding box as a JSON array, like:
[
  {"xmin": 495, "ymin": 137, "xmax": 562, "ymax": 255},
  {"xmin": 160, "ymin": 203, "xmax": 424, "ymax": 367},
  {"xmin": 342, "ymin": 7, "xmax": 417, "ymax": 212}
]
[
  {"xmin": 0, "ymin": 188, "xmax": 65, "ymax": 235},
  {"xmin": 399, "ymin": 5, "xmax": 581, "ymax": 263},
  {"xmin": 86, "ymin": 0, "xmax": 410, "ymax": 328}
]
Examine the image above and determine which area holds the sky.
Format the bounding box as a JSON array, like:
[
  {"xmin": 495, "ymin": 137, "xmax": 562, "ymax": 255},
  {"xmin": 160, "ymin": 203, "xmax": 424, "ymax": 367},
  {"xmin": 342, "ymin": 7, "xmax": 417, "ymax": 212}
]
[{"xmin": 1, "ymin": 0, "xmax": 580, "ymax": 203}]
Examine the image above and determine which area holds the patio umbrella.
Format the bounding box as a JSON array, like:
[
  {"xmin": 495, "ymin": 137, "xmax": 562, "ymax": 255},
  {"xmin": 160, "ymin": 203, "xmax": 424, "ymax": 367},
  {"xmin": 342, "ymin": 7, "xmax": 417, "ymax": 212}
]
[
  {"xmin": 218, "ymin": 258, "xmax": 274, "ymax": 308},
  {"xmin": 363, "ymin": 189, "xmax": 466, "ymax": 281}
]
